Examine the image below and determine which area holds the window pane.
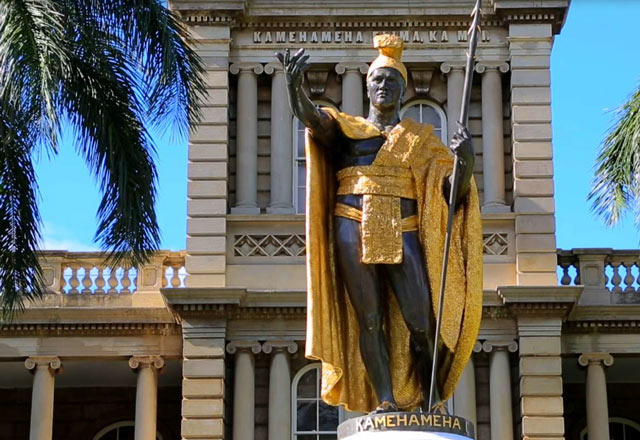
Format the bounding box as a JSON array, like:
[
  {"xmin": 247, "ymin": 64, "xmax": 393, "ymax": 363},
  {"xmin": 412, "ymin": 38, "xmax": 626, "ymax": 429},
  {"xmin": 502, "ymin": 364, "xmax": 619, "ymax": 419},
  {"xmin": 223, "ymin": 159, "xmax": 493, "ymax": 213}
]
[
  {"xmin": 297, "ymin": 436, "xmax": 317, "ymax": 440},
  {"xmin": 421, "ymin": 105, "xmax": 441, "ymax": 127},
  {"xmin": 297, "ymin": 368, "xmax": 317, "ymax": 398},
  {"xmin": 119, "ymin": 426, "xmax": 136, "ymax": 440},
  {"xmin": 297, "ymin": 127, "xmax": 306, "ymax": 157},
  {"xmin": 297, "ymin": 163, "xmax": 306, "ymax": 186},
  {"xmin": 318, "ymin": 401, "xmax": 339, "ymax": 431},
  {"xmin": 402, "ymin": 106, "xmax": 420, "ymax": 122},
  {"xmin": 626, "ymin": 424, "xmax": 640, "ymax": 440},
  {"xmin": 297, "ymin": 189, "xmax": 306, "ymax": 214},
  {"xmin": 297, "ymin": 401, "xmax": 318, "ymax": 431},
  {"xmin": 319, "ymin": 435, "xmax": 337, "ymax": 440},
  {"xmin": 99, "ymin": 432, "xmax": 117, "ymax": 440}
]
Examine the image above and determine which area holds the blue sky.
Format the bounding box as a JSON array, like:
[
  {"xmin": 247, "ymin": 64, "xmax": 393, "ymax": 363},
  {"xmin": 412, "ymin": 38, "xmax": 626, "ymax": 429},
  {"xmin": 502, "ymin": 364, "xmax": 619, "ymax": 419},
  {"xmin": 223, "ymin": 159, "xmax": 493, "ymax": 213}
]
[{"xmin": 34, "ymin": 1, "xmax": 640, "ymax": 252}]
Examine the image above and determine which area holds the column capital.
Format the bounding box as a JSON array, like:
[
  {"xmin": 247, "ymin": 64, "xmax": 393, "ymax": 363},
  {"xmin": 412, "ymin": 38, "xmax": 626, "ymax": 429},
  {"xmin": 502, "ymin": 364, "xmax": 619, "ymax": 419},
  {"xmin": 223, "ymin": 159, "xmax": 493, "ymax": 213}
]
[
  {"xmin": 440, "ymin": 62, "xmax": 467, "ymax": 74},
  {"xmin": 475, "ymin": 62, "xmax": 510, "ymax": 74},
  {"xmin": 129, "ymin": 355, "xmax": 165, "ymax": 371},
  {"xmin": 226, "ymin": 340, "xmax": 262, "ymax": 354},
  {"xmin": 482, "ymin": 340, "xmax": 518, "ymax": 353},
  {"xmin": 230, "ymin": 62, "xmax": 264, "ymax": 75},
  {"xmin": 264, "ymin": 62, "xmax": 284, "ymax": 75},
  {"xmin": 335, "ymin": 62, "xmax": 369, "ymax": 75},
  {"xmin": 473, "ymin": 341, "xmax": 483, "ymax": 353},
  {"xmin": 262, "ymin": 340, "xmax": 299, "ymax": 355},
  {"xmin": 25, "ymin": 356, "xmax": 62, "ymax": 374},
  {"xmin": 578, "ymin": 353, "xmax": 614, "ymax": 368}
]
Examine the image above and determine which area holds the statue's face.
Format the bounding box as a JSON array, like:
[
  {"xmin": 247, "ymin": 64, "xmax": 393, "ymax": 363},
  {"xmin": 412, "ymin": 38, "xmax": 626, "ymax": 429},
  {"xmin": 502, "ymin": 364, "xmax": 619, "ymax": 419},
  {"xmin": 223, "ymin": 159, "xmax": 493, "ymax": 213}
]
[{"xmin": 366, "ymin": 67, "xmax": 405, "ymax": 110}]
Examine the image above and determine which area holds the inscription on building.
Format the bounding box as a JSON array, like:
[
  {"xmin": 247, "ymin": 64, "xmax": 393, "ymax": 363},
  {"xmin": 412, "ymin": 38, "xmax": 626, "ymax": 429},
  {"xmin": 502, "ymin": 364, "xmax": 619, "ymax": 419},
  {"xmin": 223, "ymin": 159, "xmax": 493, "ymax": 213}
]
[
  {"xmin": 253, "ymin": 29, "xmax": 490, "ymax": 44},
  {"xmin": 355, "ymin": 413, "xmax": 464, "ymax": 432}
]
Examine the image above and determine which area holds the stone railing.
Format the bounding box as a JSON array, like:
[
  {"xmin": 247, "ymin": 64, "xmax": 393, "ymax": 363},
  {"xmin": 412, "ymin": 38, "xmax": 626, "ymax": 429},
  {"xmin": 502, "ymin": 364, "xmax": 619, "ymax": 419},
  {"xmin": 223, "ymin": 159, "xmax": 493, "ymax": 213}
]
[
  {"xmin": 557, "ymin": 248, "xmax": 640, "ymax": 304},
  {"xmin": 38, "ymin": 251, "xmax": 186, "ymax": 294}
]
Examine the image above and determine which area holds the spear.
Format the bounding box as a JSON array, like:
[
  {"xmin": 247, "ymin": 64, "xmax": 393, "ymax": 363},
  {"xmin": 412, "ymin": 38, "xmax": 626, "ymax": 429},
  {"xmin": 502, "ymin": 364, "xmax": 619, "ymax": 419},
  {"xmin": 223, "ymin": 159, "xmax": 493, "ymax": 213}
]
[{"xmin": 428, "ymin": 0, "xmax": 482, "ymax": 411}]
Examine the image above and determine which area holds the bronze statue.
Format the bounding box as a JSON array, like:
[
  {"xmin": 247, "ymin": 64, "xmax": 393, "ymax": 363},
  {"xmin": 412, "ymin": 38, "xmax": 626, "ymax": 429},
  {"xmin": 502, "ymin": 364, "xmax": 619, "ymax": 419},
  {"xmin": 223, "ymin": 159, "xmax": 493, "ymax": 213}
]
[{"xmin": 278, "ymin": 34, "xmax": 483, "ymax": 414}]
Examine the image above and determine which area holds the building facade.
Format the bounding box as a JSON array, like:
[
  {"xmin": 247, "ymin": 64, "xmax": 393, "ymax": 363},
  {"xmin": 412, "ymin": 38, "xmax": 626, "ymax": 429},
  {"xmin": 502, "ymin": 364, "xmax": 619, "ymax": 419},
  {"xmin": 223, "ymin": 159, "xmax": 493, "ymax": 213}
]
[{"xmin": 2, "ymin": 1, "xmax": 640, "ymax": 439}]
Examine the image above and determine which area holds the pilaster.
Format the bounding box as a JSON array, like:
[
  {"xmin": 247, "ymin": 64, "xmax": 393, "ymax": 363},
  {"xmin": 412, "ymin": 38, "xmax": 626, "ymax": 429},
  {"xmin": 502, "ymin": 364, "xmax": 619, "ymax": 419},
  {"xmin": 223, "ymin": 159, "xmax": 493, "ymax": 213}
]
[
  {"xmin": 509, "ymin": 23, "xmax": 557, "ymax": 286},
  {"xmin": 181, "ymin": 318, "xmax": 227, "ymax": 439},
  {"xmin": 186, "ymin": 24, "xmax": 232, "ymax": 288}
]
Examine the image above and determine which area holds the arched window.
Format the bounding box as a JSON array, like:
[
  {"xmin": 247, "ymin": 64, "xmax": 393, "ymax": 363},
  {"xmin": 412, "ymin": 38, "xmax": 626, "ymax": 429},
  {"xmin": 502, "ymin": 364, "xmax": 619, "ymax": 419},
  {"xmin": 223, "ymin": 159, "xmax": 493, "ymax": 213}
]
[
  {"xmin": 93, "ymin": 421, "xmax": 163, "ymax": 440},
  {"xmin": 400, "ymin": 100, "xmax": 447, "ymax": 143},
  {"xmin": 580, "ymin": 417, "xmax": 640, "ymax": 440},
  {"xmin": 291, "ymin": 363, "xmax": 342, "ymax": 440},
  {"xmin": 292, "ymin": 101, "xmax": 337, "ymax": 214}
]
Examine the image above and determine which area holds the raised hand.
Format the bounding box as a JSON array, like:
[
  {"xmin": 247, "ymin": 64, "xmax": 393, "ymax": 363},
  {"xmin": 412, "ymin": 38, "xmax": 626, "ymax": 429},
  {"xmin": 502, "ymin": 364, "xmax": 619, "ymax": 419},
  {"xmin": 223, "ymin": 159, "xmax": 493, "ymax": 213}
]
[{"xmin": 276, "ymin": 48, "xmax": 311, "ymax": 91}]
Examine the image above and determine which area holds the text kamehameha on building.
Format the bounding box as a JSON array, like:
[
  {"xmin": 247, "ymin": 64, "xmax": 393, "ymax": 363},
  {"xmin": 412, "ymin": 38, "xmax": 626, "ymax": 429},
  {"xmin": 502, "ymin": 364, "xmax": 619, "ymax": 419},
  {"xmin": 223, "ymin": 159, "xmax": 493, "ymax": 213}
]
[{"xmin": 252, "ymin": 29, "xmax": 491, "ymax": 44}]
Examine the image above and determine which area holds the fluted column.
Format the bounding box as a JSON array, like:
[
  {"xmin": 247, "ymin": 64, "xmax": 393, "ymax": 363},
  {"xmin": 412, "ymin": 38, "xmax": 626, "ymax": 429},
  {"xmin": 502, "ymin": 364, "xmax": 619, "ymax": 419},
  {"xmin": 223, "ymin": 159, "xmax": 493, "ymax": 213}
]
[
  {"xmin": 264, "ymin": 62, "xmax": 294, "ymax": 214},
  {"xmin": 335, "ymin": 63, "xmax": 368, "ymax": 117},
  {"xmin": 227, "ymin": 341, "xmax": 262, "ymax": 440},
  {"xmin": 25, "ymin": 357, "xmax": 62, "ymax": 440},
  {"xmin": 483, "ymin": 341, "xmax": 518, "ymax": 440},
  {"xmin": 579, "ymin": 353, "xmax": 614, "ymax": 440},
  {"xmin": 129, "ymin": 356, "xmax": 165, "ymax": 440},
  {"xmin": 476, "ymin": 62, "xmax": 510, "ymax": 213},
  {"xmin": 453, "ymin": 343, "xmax": 480, "ymax": 428},
  {"xmin": 440, "ymin": 63, "xmax": 466, "ymax": 144},
  {"xmin": 263, "ymin": 341, "xmax": 298, "ymax": 440},
  {"xmin": 230, "ymin": 62, "xmax": 263, "ymax": 214}
]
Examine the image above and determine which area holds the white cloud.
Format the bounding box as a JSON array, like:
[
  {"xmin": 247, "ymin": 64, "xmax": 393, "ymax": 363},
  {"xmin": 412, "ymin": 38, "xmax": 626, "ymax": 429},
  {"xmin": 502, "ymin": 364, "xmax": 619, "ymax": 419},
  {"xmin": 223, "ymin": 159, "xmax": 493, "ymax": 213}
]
[{"xmin": 40, "ymin": 221, "xmax": 99, "ymax": 252}]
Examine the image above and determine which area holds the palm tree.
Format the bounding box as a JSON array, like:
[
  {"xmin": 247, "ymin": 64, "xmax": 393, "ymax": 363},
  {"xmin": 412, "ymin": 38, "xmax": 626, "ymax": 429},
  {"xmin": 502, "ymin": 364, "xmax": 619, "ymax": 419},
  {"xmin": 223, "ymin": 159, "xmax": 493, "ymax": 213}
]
[
  {"xmin": 0, "ymin": 0, "xmax": 206, "ymax": 319},
  {"xmin": 589, "ymin": 85, "xmax": 640, "ymax": 232}
]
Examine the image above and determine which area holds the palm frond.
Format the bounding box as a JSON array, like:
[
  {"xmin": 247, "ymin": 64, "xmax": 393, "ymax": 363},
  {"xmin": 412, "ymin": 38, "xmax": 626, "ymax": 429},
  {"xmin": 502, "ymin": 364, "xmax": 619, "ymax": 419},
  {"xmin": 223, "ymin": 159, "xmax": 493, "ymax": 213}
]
[
  {"xmin": 0, "ymin": 109, "xmax": 44, "ymax": 321},
  {"xmin": 589, "ymin": 83, "xmax": 640, "ymax": 227},
  {"xmin": 62, "ymin": 36, "xmax": 160, "ymax": 268}
]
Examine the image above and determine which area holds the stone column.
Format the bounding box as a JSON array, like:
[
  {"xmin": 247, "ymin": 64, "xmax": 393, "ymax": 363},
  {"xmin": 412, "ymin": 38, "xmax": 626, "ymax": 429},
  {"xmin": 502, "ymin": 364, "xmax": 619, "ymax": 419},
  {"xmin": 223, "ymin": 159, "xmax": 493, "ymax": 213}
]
[
  {"xmin": 579, "ymin": 353, "xmax": 614, "ymax": 440},
  {"xmin": 263, "ymin": 341, "xmax": 299, "ymax": 440},
  {"xmin": 483, "ymin": 341, "xmax": 518, "ymax": 440},
  {"xmin": 440, "ymin": 63, "xmax": 466, "ymax": 144},
  {"xmin": 227, "ymin": 341, "xmax": 262, "ymax": 440},
  {"xmin": 476, "ymin": 62, "xmax": 510, "ymax": 213},
  {"xmin": 264, "ymin": 62, "xmax": 294, "ymax": 214},
  {"xmin": 25, "ymin": 356, "xmax": 62, "ymax": 440},
  {"xmin": 129, "ymin": 356, "xmax": 164, "ymax": 440},
  {"xmin": 453, "ymin": 344, "xmax": 479, "ymax": 428},
  {"xmin": 335, "ymin": 63, "xmax": 369, "ymax": 117},
  {"xmin": 230, "ymin": 62, "xmax": 263, "ymax": 214}
]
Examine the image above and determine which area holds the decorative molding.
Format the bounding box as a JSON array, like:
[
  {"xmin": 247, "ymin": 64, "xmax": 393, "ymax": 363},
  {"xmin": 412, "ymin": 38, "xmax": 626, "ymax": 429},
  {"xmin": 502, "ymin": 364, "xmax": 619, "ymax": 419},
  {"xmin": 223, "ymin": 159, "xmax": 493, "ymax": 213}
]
[
  {"xmin": 233, "ymin": 234, "xmax": 306, "ymax": 257},
  {"xmin": 264, "ymin": 62, "xmax": 284, "ymax": 75},
  {"xmin": 262, "ymin": 340, "xmax": 299, "ymax": 354},
  {"xmin": 565, "ymin": 320, "xmax": 640, "ymax": 333},
  {"xmin": 236, "ymin": 20, "xmax": 505, "ymax": 30},
  {"xmin": 410, "ymin": 68, "xmax": 434, "ymax": 95},
  {"xmin": 483, "ymin": 233, "xmax": 509, "ymax": 256},
  {"xmin": 25, "ymin": 356, "xmax": 62, "ymax": 374},
  {"xmin": 229, "ymin": 62, "xmax": 264, "ymax": 75},
  {"xmin": 226, "ymin": 340, "xmax": 262, "ymax": 354},
  {"xmin": 578, "ymin": 353, "xmax": 614, "ymax": 368},
  {"xmin": 1, "ymin": 323, "xmax": 180, "ymax": 337},
  {"xmin": 481, "ymin": 340, "xmax": 518, "ymax": 353},
  {"xmin": 475, "ymin": 62, "xmax": 510, "ymax": 74},
  {"xmin": 305, "ymin": 71, "xmax": 330, "ymax": 96},
  {"xmin": 440, "ymin": 62, "xmax": 467, "ymax": 74},
  {"xmin": 128, "ymin": 355, "xmax": 165, "ymax": 370},
  {"xmin": 335, "ymin": 62, "xmax": 369, "ymax": 76}
]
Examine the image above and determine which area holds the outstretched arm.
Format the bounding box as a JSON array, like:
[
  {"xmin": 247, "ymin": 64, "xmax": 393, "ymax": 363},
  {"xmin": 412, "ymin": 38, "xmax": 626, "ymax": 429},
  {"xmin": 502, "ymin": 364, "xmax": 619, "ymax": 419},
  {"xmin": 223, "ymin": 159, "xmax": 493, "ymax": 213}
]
[
  {"xmin": 444, "ymin": 125, "xmax": 475, "ymax": 209},
  {"xmin": 276, "ymin": 48, "xmax": 337, "ymax": 144}
]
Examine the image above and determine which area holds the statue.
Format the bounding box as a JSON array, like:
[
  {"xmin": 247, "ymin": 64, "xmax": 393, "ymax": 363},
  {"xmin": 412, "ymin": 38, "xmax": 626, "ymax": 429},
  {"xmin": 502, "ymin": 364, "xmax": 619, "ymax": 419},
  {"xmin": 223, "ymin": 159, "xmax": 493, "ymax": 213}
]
[{"xmin": 277, "ymin": 34, "xmax": 483, "ymax": 414}]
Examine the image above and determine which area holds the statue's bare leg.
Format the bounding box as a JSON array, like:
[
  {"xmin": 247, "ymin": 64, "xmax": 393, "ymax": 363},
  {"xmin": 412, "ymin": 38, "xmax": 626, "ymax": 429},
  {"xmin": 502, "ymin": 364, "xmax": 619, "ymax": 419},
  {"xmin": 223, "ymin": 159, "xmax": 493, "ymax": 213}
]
[
  {"xmin": 384, "ymin": 230, "xmax": 440, "ymax": 408},
  {"xmin": 334, "ymin": 216, "xmax": 396, "ymax": 409}
]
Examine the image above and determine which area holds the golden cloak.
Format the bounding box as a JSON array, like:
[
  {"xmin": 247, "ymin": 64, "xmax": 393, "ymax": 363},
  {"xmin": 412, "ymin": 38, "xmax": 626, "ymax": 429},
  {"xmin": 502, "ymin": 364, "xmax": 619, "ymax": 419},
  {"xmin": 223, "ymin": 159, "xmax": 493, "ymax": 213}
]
[{"xmin": 305, "ymin": 108, "xmax": 483, "ymax": 412}]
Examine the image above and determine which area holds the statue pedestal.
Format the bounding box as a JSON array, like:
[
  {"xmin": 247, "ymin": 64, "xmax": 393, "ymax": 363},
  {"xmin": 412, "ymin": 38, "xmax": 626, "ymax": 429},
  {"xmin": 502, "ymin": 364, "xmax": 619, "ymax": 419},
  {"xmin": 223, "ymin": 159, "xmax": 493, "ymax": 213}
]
[{"xmin": 338, "ymin": 412, "xmax": 474, "ymax": 440}]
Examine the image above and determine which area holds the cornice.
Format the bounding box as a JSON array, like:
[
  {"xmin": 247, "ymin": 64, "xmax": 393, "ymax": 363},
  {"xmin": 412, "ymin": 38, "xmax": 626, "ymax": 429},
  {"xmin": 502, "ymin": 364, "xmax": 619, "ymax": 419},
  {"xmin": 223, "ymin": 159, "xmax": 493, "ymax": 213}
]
[
  {"xmin": 233, "ymin": 19, "xmax": 505, "ymax": 30},
  {"xmin": 0, "ymin": 322, "xmax": 180, "ymax": 337}
]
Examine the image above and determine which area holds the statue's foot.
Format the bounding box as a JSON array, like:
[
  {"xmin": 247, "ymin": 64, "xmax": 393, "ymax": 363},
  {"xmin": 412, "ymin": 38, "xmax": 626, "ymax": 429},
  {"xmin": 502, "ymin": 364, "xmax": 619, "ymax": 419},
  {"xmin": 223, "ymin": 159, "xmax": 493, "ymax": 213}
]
[{"xmin": 373, "ymin": 401, "xmax": 399, "ymax": 414}]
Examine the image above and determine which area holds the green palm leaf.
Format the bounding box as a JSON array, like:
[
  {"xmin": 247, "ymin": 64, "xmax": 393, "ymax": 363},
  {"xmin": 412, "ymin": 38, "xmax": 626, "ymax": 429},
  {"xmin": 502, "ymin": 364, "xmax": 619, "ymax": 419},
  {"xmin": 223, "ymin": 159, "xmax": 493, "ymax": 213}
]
[
  {"xmin": 589, "ymin": 84, "xmax": 640, "ymax": 229},
  {"xmin": 0, "ymin": 0, "xmax": 206, "ymax": 319}
]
